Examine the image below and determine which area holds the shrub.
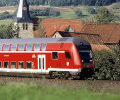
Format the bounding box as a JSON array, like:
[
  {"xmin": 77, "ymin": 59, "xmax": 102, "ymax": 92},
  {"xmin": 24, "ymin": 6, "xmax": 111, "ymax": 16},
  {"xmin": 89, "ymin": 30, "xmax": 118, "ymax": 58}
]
[
  {"xmin": 87, "ymin": 8, "xmax": 97, "ymax": 14},
  {"xmin": 92, "ymin": 46, "xmax": 120, "ymax": 80}
]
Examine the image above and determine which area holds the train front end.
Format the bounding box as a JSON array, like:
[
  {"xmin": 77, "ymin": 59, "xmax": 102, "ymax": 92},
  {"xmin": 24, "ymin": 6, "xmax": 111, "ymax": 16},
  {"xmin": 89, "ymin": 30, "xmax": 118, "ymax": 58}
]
[{"xmin": 73, "ymin": 38, "xmax": 95, "ymax": 79}]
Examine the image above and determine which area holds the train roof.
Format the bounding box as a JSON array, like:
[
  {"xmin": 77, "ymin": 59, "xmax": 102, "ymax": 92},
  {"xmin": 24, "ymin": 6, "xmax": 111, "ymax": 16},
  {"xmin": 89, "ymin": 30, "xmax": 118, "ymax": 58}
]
[{"xmin": 0, "ymin": 37, "xmax": 90, "ymax": 46}]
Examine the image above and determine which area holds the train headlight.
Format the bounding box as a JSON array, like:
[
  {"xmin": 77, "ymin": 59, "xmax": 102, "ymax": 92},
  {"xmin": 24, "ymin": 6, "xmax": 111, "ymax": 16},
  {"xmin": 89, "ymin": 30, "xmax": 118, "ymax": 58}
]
[
  {"xmin": 66, "ymin": 62, "xmax": 69, "ymax": 66},
  {"xmin": 90, "ymin": 60, "xmax": 92, "ymax": 62},
  {"xmin": 82, "ymin": 60, "xmax": 84, "ymax": 63}
]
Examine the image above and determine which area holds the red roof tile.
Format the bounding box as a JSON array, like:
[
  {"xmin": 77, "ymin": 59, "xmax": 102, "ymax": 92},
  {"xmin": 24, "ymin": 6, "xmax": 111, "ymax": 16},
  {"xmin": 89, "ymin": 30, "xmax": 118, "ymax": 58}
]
[
  {"xmin": 32, "ymin": 18, "xmax": 89, "ymax": 37},
  {"xmin": 80, "ymin": 24, "xmax": 120, "ymax": 43}
]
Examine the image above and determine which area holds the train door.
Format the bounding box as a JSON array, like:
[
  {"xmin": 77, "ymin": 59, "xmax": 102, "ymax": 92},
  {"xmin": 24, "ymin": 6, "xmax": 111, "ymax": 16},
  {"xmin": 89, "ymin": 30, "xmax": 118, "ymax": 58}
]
[{"xmin": 38, "ymin": 55, "xmax": 46, "ymax": 73}]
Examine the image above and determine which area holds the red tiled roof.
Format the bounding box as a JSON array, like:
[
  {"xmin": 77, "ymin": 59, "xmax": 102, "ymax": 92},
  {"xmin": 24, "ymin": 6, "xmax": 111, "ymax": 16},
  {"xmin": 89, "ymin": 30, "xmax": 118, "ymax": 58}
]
[
  {"xmin": 80, "ymin": 24, "xmax": 120, "ymax": 43},
  {"xmin": 46, "ymin": 25, "xmax": 69, "ymax": 37},
  {"xmin": 32, "ymin": 18, "xmax": 89, "ymax": 37},
  {"xmin": 91, "ymin": 44, "xmax": 110, "ymax": 50}
]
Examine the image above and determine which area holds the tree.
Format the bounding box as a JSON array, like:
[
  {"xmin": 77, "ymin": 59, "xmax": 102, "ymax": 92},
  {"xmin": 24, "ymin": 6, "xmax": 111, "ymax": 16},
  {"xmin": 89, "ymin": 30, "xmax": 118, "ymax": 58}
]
[
  {"xmin": 87, "ymin": 8, "xmax": 97, "ymax": 14},
  {"xmin": 94, "ymin": 7, "xmax": 115, "ymax": 24},
  {"xmin": 92, "ymin": 45, "xmax": 120, "ymax": 80},
  {"xmin": 0, "ymin": 24, "xmax": 16, "ymax": 39},
  {"xmin": 34, "ymin": 19, "xmax": 45, "ymax": 38},
  {"xmin": 75, "ymin": 9, "xmax": 83, "ymax": 18}
]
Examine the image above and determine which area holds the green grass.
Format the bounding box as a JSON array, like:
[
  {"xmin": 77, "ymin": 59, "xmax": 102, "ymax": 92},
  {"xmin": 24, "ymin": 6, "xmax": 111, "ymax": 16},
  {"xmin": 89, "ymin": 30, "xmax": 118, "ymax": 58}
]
[
  {"xmin": 0, "ymin": 84, "xmax": 120, "ymax": 100},
  {"xmin": 0, "ymin": 19, "xmax": 13, "ymax": 26},
  {"xmin": 60, "ymin": 11, "xmax": 77, "ymax": 19}
]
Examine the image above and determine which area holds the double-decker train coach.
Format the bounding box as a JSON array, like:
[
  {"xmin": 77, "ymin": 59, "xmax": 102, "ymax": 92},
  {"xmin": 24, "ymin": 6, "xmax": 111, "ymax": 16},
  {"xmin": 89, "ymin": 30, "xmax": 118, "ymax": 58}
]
[{"xmin": 0, "ymin": 37, "xmax": 95, "ymax": 79}]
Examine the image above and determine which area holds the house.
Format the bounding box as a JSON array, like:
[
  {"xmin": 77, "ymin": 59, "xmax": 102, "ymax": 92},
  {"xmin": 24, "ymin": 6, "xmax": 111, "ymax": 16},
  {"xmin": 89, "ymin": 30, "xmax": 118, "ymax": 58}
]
[
  {"xmin": 32, "ymin": 18, "xmax": 89, "ymax": 37},
  {"xmin": 80, "ymin": 24, "xmax": 120, "ymax": 47}
]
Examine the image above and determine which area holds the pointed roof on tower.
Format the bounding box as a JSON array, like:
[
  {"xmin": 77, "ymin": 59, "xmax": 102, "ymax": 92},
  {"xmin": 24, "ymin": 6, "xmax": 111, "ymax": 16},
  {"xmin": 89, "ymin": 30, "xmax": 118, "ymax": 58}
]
[{"xmin": 13, "ymin": 0, "xmax": 33, "ymax": 23}]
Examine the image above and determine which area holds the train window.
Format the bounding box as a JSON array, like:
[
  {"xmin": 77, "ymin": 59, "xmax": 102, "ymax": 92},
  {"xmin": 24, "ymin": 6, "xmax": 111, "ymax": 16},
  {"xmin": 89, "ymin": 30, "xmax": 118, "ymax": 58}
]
[
  {"xmin": 18, "ymin": 61, "xmax": 24, "ymax": 69},
  {"xmin": 0, "ymin": 61, "xmax": 1, "ymax": 68},
  {"xmin": 11, "ymin": 44, "xmax": 17, "ymax": 51},
  {"xmin": 42, "ymin": 44, "xmax": 46, "ymax": 51},
  {"xmin": 52, "ymin": 52, "xmax": 58, "ymax": 59},
  {"xmin": 4, "ymin": 44, "xmax": 10, "ymax": 51},
  {"xmin": 18, "ymin": 44, "xmax": 25, "ymax": 51},
  {"xmin": 26, "ymin": 44, "xmax": 33, "ymax": 51},
  {"xmin": 65, "ymin": 52, "xmax": 71, "ymax": 59},
  {"xmin": 26, "ymin": 62, "xmax": 32, "ymax": 69},
  {"xmin": 0, "ymin": 45, "xmax": 2, "ymax": 51},
  {"xmin": 79, "ymin": 50, "xmax": 93, "ymax": 64},
  {"xmin": 11, "ymin": 62, "xmax": 16, "ymax": 68},
  {"xmin": 34, "ymin": 44, "xmax": 41, "ymax": 51},
  {"xmin": 4, "ymin": 61, "xmax": 9, "ymax": 68}
]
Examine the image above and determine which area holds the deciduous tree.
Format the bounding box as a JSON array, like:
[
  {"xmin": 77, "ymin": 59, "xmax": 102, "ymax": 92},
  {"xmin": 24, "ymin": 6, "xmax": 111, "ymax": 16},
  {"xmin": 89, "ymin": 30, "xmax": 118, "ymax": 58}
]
[{"xmin": 94, "ymin": 7, "xmax": 115, "ymax": 23}]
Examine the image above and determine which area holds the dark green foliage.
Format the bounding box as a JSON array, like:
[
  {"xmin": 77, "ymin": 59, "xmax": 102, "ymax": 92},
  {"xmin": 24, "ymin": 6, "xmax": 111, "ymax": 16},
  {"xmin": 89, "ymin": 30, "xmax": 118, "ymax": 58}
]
[
  {"xmin": 0, "ymin": 8, "xmax": 60, "ymax": 20},
  {"xmin": 30, "ymin": 8, "xmax": 60, "ymax": 17},
  {"xmin": 87, "ymin": 8, "xmax": 97, "ymax": 14},
  {"xmin": 94, "ymin": 7, "xmax": 115, "ymax": 24},
  {"xmin": 0, "ymin": 11, "xmax": 13, "ymax": 20},
  {"xmin": 0, "ymin": 0, "xmax": 118, "ymax": 7},
  {"xmin": 64, "ymin": 27, "xmax": 69, "ymax": 32},
  {"xmin": 93, "ymin": 46, "xmax": 120, "ymax": 80},
  {"xmin": 75, "ymin": 9, "xmax": 82, "ymax": 18},
  {"xmin": 0, "ymin": 24, "xmax": 15, "ymax": 39}
]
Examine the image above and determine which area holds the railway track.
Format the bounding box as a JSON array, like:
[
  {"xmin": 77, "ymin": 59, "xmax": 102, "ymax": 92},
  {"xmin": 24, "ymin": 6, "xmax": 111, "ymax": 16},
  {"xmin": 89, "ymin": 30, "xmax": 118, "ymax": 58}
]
[
  {"xmin": 0, "ymin": 76, "xmax": 120, "ymax": 84},
  {"xmin": 0, "ymin": 76, "xmax": 120, "ymax": 94}
]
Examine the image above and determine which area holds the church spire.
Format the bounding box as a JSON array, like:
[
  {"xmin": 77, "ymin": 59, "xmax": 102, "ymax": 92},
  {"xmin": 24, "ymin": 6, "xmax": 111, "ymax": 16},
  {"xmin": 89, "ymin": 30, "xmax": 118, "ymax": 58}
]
[{"xmin": 13, "ymin": 0, "xmax": 33, "ymax": 23}]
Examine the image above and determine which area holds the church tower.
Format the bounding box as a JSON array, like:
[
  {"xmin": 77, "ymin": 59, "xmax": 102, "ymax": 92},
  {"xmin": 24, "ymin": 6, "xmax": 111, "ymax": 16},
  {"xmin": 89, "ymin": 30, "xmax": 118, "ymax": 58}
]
[{"xmin": 13, "ymin": 0, "xmax": 33, "ymax": 38}]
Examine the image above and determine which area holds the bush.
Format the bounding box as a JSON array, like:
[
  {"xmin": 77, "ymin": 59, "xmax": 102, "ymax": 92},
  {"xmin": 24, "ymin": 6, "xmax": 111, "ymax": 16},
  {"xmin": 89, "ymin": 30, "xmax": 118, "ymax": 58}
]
[
  {"xmin": 92, "ymin": 46, "xmax": 120, "ymax": 80},
  {"xmin": 75, "ymin": 9, "xmax": 82, "ymax": 17},
  {"xmin": 87, "ymin": 8, "xmax": 97, "ymax": 14}
]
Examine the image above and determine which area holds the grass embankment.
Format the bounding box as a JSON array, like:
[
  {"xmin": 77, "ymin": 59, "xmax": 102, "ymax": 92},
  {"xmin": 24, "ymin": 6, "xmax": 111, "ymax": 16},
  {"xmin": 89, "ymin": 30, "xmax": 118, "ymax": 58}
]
[
  {"xmin": 0, "ymin": 19, "xmax": 12, "ymax": 26},
  {"xmin": 0, "ymin": 84, "xmax": 120, "ymax": 100}
]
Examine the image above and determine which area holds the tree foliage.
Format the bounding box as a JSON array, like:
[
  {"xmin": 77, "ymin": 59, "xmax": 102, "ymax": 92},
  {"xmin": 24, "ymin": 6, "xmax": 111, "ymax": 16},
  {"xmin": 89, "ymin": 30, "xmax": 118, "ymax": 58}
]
[
  {"xmin": 0, "ymin": 24, "xmax": 16, "ymax": 39},
  {"xmin": 34, "ymin": 19, "xmax": 45, "ymax": 38},
  {"xmin": 94, "ymin": 7, "xmax": 115, "ymax": 23},
  {"xmin": 0, "ymin": 0, "xmax": 118, "ymax": 7},
  {"xmin": 87, "ymin": 8, "xmax": 97, "ymax": 14},
  {"xmin": 75, "ymin": 9, "xmax": 83, "ymax": 18},
  {"xmin": 0, "ymin": 8, "xmax": 60, "ymax": 20},
  {"xmin": 92, "ymin": 46, "xmax": 120, "ymax": 80}
]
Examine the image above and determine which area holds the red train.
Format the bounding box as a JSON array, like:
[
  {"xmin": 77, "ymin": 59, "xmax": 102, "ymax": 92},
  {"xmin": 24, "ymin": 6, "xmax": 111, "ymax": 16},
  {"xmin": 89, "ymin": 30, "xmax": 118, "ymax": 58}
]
[{"xmin": 0, "ymin": 37, "xmax": 95, "ymax": 79}]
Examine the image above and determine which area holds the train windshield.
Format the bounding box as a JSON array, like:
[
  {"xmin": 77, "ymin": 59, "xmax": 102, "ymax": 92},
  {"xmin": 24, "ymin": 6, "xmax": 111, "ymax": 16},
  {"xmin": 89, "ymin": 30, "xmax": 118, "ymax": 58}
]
[{"xmin": 78, "ymin": 50, "xmax": 93, "ymax": 64}]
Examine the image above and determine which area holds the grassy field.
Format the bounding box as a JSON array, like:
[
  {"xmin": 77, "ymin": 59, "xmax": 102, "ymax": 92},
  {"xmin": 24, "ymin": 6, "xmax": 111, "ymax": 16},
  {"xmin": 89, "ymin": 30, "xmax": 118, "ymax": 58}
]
[
  {"xmin": 0, "ymin": 19, "xmax": 12, "ymax": 26},
  {"xmin": 1, "ymin": 2, "xmax": 120, "ymax": 25},
  {"xmin": 0, "ymin": 84, "xmax": 120, "ymax": 100}
]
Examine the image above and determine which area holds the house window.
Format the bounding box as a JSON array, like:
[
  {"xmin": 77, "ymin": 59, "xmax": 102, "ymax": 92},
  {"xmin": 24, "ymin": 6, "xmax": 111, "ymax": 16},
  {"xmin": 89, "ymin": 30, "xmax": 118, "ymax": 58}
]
[
  {"xmin": 52, "ymin": 52, "xmax": 58, "ymax": 59},
  {"xmin": 23, "ymin": 23, "xmax": 25, "ymax": 30},
  {"xmin": 26, "ymin": 23, "xmax": 28, "ymax": 30},
  {"xmin": 18, "ymin": 61, "xmax": 24, "ymax": 69},
  {"xmin": 23, "ymin": 23, "xmax": 28, "ymax": 30},
  {"xmin": 55, "ymin": 35, "xmax": 59, "ymax": 38}
]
